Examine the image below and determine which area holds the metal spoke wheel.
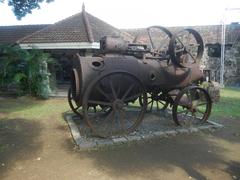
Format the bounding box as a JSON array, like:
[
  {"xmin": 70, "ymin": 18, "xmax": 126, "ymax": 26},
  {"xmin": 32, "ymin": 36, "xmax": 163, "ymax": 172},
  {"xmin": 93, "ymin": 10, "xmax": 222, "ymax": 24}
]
[
  {"xmin": 147, "ymin": 26, "xmax": 173, "ymax": 54},
  {"xmin": 172, "ymin": 86, "xmax": 212, "ymax": 126},
  {"xmin": 139, "ymin": 92, "xmax": 170, "ymax": 112},
  {"xmin": 68, "ymin": 87, "xmax": 83, "ymax": 118},
  {"xmin": 169, "ymin": 28, "xmax": 204, "ymax": 68},
  {"xmin": 148, "ymin": 92, "xmax": 170, "ymax": 112},
  {"xmin": 82, "ymin": 71, "xmax": 147, "ymax": 138}
]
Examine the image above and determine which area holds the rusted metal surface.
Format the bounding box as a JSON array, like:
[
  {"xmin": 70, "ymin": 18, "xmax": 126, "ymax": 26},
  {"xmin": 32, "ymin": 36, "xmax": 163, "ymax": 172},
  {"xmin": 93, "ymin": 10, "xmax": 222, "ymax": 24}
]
[
  {"xmin": 169, "ymin": 28, "xmax": 204, "ymax": 68},
  {"xmin": 68, "ymin": 27, "xmax": 212, "ymax": 137},
  {"xmin": 68, "ymin": 87, "xmax": 83, "ymax": 118},
  {"xmin": 147, "ymin": 26, "xmax": 172, "ymax": 52},
  {"xmin": 82, "ymin": 71, "xmax": 147, "ymax": 137},
  {"xmin": 71, "ymin": 55, "xmax": 203, "ymax": 107},
  {"xmin": 172, "ymin": 86, "xmax": 212, "ymax": 126}
]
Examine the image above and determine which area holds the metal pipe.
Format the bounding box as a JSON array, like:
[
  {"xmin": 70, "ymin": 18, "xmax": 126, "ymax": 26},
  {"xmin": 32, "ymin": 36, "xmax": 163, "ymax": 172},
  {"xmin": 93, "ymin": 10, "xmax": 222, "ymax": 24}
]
[{"xmin": 220, "ymin": 20, "xmax": 226, "ymax": 87}]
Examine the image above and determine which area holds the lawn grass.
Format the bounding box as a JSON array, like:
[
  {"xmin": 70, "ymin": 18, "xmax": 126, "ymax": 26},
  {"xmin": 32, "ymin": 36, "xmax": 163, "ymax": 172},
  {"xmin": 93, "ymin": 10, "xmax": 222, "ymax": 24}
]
[
  {"xmin": 0, "ymin": 87, "xmax": 239, "ymax": 122},
  {"xmin": 0, "ymin": 96, "xmax": 69, "ymax": 121},
  {"xmin": 0, "ymin": 87, "xmax": 239, "ymax": 155},
  {"xmin": 210, "ymin": 87, "xmax": 240, "ymax": 119}
]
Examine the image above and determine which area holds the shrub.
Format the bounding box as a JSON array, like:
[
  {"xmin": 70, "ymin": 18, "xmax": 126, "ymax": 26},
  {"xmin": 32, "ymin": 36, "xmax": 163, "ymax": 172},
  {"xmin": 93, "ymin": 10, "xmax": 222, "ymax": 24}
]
[{"xmin": 0, "ymin": 44, "xmax": 54, "ymax": 98}]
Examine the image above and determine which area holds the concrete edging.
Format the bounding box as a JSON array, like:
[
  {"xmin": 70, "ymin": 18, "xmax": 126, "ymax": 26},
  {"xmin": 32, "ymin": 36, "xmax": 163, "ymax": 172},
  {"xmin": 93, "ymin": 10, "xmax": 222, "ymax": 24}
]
[{"xmin": 65, "ymin": 114, "xmax": 223, "ymax": 151}]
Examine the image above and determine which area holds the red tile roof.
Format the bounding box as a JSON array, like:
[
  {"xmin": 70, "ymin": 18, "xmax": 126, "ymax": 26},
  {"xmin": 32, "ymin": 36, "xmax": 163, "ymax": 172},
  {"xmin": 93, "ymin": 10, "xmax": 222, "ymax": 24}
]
[
  {"xmin": 18, "ymin": 11, "xmax": 132, "ymax": 44},
  {"xmin": 0, "ymin": 24, "xmax": 49, "ymax": 44}
]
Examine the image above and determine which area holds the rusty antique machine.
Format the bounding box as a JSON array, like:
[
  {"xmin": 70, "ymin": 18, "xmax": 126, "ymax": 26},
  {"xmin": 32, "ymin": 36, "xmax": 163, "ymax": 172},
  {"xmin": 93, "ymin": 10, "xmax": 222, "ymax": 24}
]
[{"xmin": 68, "ymin": 26, "xmax": 212, "ymax": 137}]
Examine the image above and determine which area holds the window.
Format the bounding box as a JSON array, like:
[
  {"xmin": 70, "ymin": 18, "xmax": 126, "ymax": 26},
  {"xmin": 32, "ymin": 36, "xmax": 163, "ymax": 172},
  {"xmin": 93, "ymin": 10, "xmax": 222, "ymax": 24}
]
[{"xmin": 207, "ymin": 43, "xmax": 221, "ymax": 58}]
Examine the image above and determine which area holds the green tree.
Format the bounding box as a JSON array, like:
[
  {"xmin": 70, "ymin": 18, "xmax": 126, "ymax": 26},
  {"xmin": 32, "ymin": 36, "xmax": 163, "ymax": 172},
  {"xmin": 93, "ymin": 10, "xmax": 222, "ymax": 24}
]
[
  {"xmin": 0, "ymin": 44, "xmax": 25, "ymax": 88},
  {"xmin": 23, "ymin": 49, "xmax": 54, "ymax": 98},
  {"xmin": 0, "ymin": 0, "xmax": 54, "ymax": 20},
  {"xmin": 0, "ymin": 44, "xmax": 54, "ymax": 98}
]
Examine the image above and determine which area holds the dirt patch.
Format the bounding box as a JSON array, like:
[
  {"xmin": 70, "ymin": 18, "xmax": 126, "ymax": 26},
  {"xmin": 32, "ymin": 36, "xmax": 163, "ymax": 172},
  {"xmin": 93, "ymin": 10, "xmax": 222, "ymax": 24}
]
[
  {"xmin": 0, "ymin": 118, "xmax": 42, "ymax": 179},
  {"xmin": 211, "ymin": 118, "xmax": 240, "ymax": 143},
  {"xmin": 0, "ymin": 97, "xmax": 239, "ymax": 180}
]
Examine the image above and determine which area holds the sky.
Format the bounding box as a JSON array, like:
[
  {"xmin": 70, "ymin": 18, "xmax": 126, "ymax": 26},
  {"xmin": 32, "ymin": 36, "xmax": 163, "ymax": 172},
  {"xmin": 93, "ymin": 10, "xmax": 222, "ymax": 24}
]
[{"xmin": 0, "ymin": 0, "xmax": 240, "ymax": 28}]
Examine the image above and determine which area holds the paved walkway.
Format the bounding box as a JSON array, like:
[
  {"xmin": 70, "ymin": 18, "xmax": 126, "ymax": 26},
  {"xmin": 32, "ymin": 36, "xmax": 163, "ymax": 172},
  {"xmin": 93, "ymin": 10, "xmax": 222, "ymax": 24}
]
[{"xmin": 50, "ymin": 84, "xmax": 68, "ymax": 97}]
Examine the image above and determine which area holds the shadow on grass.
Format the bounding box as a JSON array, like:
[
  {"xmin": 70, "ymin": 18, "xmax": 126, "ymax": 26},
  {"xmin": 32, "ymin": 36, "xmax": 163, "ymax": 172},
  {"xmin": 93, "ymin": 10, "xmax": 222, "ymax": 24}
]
[
  {"xmin": 0, "ymin": 96, "xmax": 44, "ymax": 113},
  {"xmin": 75, "ymin": 134, "xmax": 229, "ymax": 180},
  {"xmin": 0, "ymin": 118, "xmax": 42, "ymax": 179},
  {"xmin": 225, "ymin": 161, "xmax": 240, "ymax": 178},
  {"xmin": 209, "ymin": 117, "xmax": 240, "ymax": 144},
  {"xmin": 62, "ymin": 112, "xmax": 236, "ymax": 180},
  {"xmin": 62, "ymin": 112, "xmax": 240, "ymax": 179}
]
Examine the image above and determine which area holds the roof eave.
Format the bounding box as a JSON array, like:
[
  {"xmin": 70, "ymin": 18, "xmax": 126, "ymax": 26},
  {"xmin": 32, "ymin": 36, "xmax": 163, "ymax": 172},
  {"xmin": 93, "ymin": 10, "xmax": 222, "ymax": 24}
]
[{"xmin": 19, "ymin": 42, "xmax": 100, "ymax": 49}]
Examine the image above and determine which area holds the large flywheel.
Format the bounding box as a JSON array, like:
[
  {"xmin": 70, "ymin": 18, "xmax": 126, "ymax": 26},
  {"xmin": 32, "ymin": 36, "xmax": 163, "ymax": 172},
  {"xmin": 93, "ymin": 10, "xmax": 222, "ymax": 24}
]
[{"xmin": 82, "ymin": 71, "xmax": 148, "ymax": 137}]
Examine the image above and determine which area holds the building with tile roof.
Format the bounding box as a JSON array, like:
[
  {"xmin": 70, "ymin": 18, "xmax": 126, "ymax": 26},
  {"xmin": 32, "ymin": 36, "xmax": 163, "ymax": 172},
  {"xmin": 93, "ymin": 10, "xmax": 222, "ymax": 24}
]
[
  {"xmin": 0, "ymin": 24, "xmax": 49, "ymax": 44},
  {"xmin": 0, "ymin": 4, "xmax": 134, "ymax": 85},
  {"xmin": 17, "ymin": 4, "xmax": 133, "ymax": 50},
  {"xmin": 0, "ymin": 4, "xmax": 239, "ymax": 86}
]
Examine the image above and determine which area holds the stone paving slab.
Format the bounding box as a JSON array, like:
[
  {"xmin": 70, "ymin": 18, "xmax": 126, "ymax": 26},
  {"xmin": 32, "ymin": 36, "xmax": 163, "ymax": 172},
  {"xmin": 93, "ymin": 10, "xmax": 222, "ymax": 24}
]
[{"xmin": 65, "ymin": 111, "xmax": 223, "ymax": 151}]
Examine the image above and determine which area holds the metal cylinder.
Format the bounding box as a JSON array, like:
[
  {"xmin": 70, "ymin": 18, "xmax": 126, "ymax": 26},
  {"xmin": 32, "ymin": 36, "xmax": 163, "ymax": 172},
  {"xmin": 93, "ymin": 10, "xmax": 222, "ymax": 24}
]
[
  {"xmin": 71, "ymin": 55, "xmax": 203, "ymax": 105},
  {"xmin": 100, "ymin": 36, "xmax": 128, "ymax": 53}
]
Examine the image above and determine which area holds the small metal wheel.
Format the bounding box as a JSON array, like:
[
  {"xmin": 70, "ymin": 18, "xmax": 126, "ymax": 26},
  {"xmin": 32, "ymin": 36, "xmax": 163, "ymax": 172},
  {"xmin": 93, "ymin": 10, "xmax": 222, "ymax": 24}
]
[
  {"xmin": 82, "ymin": 71, "xmax": 147, "ymax": 138},
  {"xmin": 148, "ymin": 92, "xmax": 170, "ymax": 111},
  {"xmin": 139, "ymin": 92, "xmax": 169, "ymax": 112},
  {"xmin": 68, "ymin": 87, "xmax": 83, "ymax": 118},
  {"xmin": 172, "ymin": 86, "xmax": 212, "ymax": 126},
  {"xmin": 169, "ymin": 28, "xmax": 204, "ymax": 68}
]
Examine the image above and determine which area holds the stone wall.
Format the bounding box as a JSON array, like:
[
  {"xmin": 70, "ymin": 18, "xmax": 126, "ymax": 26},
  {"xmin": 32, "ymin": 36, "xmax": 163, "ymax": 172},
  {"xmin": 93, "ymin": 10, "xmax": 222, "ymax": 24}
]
[{"xmin": 201, "ymin": 42, "xmax": 240, "ymax": 86}]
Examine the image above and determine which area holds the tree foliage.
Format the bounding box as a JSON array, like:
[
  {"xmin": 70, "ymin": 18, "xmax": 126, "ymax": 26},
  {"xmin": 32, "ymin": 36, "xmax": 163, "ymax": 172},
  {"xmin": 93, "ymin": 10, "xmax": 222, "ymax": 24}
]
[
  {"xmin": 0, "ymin": 44, "xmax": 54, "ymax": 98},
  {"xmin": 1, "ymin": 0, "xmax": 54, "ymax": 20}
]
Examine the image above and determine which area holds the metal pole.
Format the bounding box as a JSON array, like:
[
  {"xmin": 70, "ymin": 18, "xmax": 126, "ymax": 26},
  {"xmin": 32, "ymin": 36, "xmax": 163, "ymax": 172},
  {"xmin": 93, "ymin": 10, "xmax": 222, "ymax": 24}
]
[
  {"xmin": 221, "ymin": 7, "xmax": 240, "ymax": 86},
  {"xmin": 220, "ymin": 20, "xmax": 226, "ymax": 87}
]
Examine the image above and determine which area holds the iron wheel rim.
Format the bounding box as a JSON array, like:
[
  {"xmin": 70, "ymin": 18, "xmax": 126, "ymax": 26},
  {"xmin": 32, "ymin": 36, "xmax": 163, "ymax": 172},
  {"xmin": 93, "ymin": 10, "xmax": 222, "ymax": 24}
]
[
  {"xmin": 172, "ymin": 86, "xmax": 212, "ymax": 126},
  {"xmin": 68, "ymin": 87, "xmax": 83, "ymax": 118},
  {"xmin": 82, "ymin": 71, "xmax": 147, "ymax": 138}
]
